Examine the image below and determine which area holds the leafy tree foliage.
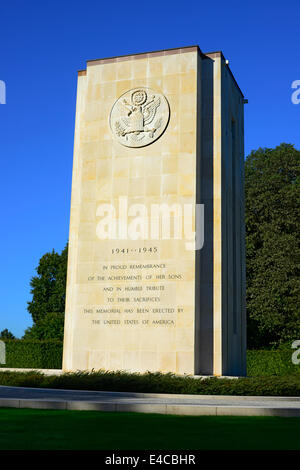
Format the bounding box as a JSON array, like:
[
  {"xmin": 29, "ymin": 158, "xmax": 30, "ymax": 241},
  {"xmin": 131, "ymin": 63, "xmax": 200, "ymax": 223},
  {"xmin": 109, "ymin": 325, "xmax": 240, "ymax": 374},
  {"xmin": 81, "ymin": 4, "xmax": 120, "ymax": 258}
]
[
  {"xmin": 0, "ymin": 329, "xmax": 16, "ymax": 340},
  {"xmin": 27, "ymin": 244, "xmax": 68, "ymax": 324},
  {"xmin": 245, "ymin": 143, "xmax": 300, "ymax": 347},
  {"xmin": 23, "ymin": 312, "xmax": 65, "ymax": 341}
]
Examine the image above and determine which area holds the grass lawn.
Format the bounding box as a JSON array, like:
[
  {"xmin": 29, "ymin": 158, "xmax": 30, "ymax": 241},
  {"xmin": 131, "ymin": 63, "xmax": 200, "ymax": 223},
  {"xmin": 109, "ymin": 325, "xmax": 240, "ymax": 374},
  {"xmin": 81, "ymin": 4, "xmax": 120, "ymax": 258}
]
[{"xmin": 0, "ymin": 408, "xmax": 300, "ymax": 450}]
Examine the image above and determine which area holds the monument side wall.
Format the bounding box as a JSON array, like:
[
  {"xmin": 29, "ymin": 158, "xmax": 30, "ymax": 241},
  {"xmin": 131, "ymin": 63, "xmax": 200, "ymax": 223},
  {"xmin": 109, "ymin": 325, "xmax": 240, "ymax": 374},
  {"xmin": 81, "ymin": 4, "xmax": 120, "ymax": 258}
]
[
  {"xmin": 220, "ymin": 60, "xmax": 246, "ymax": 376},
  {"xmin": 63, "ymin": 73, "xmax": 87, "ymax": 370}
]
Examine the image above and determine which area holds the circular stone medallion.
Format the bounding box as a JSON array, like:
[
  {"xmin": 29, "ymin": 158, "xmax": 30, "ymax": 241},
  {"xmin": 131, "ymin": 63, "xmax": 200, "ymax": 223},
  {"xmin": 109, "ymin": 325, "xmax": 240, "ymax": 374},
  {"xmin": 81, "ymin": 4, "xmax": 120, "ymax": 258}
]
[{"xmin": 109, "ymin": 87, "xmax": 170, "ymax": 148}]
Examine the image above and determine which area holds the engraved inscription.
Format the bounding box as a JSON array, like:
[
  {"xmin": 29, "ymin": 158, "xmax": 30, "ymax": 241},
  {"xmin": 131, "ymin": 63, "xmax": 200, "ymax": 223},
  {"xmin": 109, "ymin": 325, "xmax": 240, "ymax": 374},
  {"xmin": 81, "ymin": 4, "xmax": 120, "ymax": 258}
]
[{"xmin": 83, "ymin": 261, "xmax": 185, "ymax": 328}]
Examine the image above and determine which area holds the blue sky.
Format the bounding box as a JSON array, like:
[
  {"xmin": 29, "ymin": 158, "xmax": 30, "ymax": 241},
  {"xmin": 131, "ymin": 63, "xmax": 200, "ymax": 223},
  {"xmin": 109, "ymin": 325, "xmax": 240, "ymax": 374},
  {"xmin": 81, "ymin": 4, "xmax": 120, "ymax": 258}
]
[{"xmin": 0, "ymin": 0, "xmax": 299, "ymax": 337}]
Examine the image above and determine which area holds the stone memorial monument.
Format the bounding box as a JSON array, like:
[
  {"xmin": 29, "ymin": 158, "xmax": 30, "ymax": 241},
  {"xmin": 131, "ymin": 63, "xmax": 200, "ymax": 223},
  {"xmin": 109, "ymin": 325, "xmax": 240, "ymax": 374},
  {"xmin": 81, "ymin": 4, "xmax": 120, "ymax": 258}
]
[{"xmin": 63, "ymin": 45, "xmax": 246, "ymax": 376}]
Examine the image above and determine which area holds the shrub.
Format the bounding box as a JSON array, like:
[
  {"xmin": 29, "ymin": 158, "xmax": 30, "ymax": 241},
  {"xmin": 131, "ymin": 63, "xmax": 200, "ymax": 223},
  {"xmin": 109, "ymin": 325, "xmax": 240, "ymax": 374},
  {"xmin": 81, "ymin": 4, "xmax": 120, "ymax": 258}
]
[
  {"xmin": 0, "ymin": 370, "xmax": 300, "ymax": 396},
  {"xmin": 0, "ymin": 340, "xmax": 62, "ymax": 369},
  {"xmin": 247, "ymin": 349, "xmax": 300, "ymax": 376}
]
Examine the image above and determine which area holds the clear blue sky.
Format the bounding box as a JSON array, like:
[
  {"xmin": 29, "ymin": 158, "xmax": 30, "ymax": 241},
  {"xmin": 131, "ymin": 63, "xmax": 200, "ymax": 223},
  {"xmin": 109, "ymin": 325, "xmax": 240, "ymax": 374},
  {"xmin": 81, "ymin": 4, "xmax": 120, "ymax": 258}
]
[{"xmin": 0, "ymin": 0, "xmax": 299, "ymax": 337}]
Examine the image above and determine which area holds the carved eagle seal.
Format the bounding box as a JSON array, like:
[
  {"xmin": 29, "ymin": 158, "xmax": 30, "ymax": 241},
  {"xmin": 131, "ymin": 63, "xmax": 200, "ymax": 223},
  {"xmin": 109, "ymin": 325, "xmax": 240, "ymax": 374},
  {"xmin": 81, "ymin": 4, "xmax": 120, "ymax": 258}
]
[{"xmin": 110, "ymin": 88, "xmax": 169, "ymax": 148}]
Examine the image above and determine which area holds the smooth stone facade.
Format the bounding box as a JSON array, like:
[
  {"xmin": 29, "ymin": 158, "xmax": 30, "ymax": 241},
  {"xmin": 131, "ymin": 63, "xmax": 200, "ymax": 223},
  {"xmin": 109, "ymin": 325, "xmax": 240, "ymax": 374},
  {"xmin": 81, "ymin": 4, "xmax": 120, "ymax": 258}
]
[{"xmin": 63, "ymin": 46, "xmax": 246, "ymax": 376}]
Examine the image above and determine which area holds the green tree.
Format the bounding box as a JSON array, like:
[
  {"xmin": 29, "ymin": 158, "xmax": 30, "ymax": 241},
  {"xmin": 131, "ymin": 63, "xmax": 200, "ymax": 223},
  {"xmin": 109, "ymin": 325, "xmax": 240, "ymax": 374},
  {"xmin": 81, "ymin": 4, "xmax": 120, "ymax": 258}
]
[
  {"xmin": 245, "ymin": 143, "xmax": 300, "ymax": 348},
  {"xmin": 0, "ymin": 329, "xmax": 15, "ymax": 340},
  {"xmin": 23, "ymin": 312, "xmax": 65, "ymax": 341},
  {"xmin": 27, "ymin": 244, "xmax": 68, "ymax": 324}
]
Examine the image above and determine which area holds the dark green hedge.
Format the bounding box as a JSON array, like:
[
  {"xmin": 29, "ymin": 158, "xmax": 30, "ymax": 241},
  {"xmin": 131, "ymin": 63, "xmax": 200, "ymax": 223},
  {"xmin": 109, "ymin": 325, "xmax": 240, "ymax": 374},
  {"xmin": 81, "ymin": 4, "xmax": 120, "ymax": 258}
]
[
  {"xmin": 247, "ymin": 349, "xmax": 300, "ymax": 376},
  {"xmin": 0, "ymin": 340, "xmax": 62, "ymax": 369},
  {"xmin": 1, "ymin": 370, "xmax": 300, "ymax": 396}
]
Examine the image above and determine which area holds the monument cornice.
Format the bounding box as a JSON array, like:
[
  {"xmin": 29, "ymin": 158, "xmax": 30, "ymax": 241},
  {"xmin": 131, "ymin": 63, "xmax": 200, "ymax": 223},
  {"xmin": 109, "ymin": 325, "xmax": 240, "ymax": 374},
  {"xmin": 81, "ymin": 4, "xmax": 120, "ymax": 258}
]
[
  {"xmin": 85, "ymin": 45, "xmax": 201, "ymax": 67},
  {"xmin": 76, "ymin": 45, "xmax": 244, "ymax": 98}
]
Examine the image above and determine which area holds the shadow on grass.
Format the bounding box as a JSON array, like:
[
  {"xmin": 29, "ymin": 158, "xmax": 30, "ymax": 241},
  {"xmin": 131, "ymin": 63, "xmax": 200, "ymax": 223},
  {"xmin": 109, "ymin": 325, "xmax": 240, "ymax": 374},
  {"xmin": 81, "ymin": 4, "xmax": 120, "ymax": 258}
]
[{"xmin": 1, "ymin": 408, "xmax": 300, "ymax": 450}]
